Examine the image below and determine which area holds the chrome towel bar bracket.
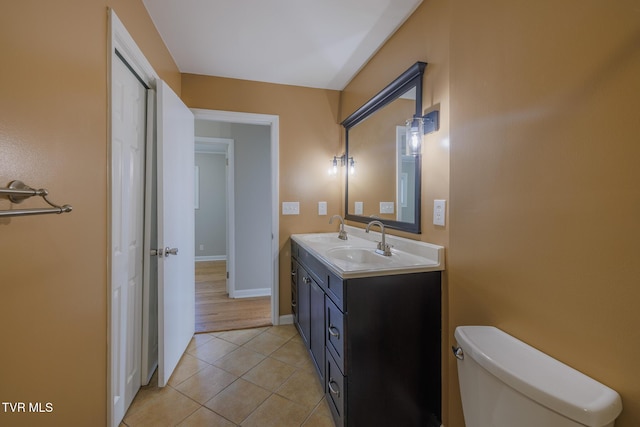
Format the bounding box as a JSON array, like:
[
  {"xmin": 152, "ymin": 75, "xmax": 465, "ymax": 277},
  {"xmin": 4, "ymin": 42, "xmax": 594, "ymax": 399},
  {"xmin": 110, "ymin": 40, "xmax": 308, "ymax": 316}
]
[{"xmin": 0, "ymin": 180, "xmax": 73, "ymax": 218}]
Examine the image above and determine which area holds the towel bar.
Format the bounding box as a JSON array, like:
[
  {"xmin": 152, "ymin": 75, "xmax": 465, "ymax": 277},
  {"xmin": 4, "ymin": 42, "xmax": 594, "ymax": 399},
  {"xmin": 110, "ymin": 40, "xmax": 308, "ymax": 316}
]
[{"xmin": 0, "ymin": 180, "xmax": 73, "ymax": 218}]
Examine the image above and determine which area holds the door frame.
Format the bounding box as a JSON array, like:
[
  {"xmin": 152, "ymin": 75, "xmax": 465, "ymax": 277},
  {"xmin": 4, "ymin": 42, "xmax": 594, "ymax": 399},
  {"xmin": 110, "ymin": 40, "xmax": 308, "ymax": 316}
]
[
  {"xmin": 192, "ymin": 109, "xmax": 280, "ymax": 326},
  {"xmin": 194, "ymin": 137, "xmax": 235, "ymax": 296},
  {"xmin": 108, "ymin": 9, "xmax": 159, "ymax": 427}
]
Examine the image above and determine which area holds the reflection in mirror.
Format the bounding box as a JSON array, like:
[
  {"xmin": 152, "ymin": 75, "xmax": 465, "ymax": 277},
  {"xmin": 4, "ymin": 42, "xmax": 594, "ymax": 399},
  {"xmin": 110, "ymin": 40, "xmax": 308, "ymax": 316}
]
[{"xmin": 342, "ymin": 62, "xmax": 426, "ymax": 234}]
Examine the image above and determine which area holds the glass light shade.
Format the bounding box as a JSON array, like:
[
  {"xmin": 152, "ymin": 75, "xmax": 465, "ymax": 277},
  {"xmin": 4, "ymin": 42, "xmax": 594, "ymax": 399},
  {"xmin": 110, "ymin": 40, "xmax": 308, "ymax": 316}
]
[
  {"xmin": 329, "ymin": 157, "xmax": 338, "ymax": 175},
  {"xmin": 406, "ymin": 117, "xmax": 423, "ymax": 155}
]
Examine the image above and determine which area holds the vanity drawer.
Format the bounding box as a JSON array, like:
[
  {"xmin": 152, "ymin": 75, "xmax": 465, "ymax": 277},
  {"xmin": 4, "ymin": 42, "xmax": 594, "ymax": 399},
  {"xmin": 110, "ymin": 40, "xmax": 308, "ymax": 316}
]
[
  {"xmin": 298, "ymin": 246, "xmax": 327, "ymax": 287},
  {"xmin": 326, "ymin": 295, "xmax": 345, "ymax": 372},
  {"xmin": 326, "ymin": 270, "xmax": 344, "ymax": 309},
  {"xmin": 326, "ymin": 348, "xmax": 346, "ymax": 427}
]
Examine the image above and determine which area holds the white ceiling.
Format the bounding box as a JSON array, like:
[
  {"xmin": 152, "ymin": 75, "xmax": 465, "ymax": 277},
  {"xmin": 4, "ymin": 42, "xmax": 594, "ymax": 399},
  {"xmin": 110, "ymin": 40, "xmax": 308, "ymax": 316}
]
[{"xmin": 142, "ymin": 0, "xmax": 422, "ymax": 90}]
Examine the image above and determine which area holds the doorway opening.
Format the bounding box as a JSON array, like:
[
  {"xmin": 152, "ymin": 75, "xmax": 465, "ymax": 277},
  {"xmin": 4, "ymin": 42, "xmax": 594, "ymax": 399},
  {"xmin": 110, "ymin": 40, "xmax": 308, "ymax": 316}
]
[{"xmin": 193, "ymin": 111, "xmax": 280, "ymax": 332}]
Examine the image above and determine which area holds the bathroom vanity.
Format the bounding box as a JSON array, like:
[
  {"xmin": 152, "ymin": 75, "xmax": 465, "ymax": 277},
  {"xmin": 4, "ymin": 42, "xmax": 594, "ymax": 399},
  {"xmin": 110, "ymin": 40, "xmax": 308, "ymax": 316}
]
[{"xmin": 290, "ymin": 227, "xmax": 444, "ymax": 427}]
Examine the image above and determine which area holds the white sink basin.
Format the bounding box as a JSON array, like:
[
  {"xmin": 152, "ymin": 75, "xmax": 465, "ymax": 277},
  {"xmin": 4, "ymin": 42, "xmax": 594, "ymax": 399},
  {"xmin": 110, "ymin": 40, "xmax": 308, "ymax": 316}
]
[{"xmin": 326, "ymin": 247, "xmax": 394, "ymax": 265}]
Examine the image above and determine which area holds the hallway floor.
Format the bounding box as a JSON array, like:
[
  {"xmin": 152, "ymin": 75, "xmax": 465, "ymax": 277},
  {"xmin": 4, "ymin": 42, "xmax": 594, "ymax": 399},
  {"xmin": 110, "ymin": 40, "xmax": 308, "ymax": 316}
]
[
  {"xmin": 121, "ymin": 325, "xmax": 335, "ymax": 427},
  {"xmin": 195, "ymin": 261, "xmax": 272, "ymax": 333}
]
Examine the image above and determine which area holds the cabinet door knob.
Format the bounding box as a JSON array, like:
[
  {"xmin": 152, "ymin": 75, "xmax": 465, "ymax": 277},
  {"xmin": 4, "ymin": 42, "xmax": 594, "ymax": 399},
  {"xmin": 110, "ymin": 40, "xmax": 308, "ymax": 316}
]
[{"xmin": 303, "ymin": 277, "xmax": 311, "ymax": 284}]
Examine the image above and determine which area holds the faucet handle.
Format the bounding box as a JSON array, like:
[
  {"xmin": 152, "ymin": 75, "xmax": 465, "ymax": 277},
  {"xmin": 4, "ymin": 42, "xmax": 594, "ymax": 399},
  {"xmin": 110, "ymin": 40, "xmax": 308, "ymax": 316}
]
[{"xmin": 375, "ymin": 241, "xmax": 392, "ymax": 256}]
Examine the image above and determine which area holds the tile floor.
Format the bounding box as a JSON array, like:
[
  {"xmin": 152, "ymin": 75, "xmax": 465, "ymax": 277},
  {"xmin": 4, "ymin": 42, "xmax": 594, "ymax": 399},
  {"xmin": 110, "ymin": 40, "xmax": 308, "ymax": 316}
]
[{"xmin": 121, "ymin": 324, "xmax": 336, "ymax": 427}]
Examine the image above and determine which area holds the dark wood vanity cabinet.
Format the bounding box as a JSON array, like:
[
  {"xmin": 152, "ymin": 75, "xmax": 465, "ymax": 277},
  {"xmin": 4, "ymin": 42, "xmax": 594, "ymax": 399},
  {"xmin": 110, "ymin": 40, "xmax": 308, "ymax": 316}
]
[
  {"xmin": 292, "ymin": 256, "xmax": 325, "ymax": 384},
  {"xmin": 291, "ymin": 240, "xmax": 442, "ymax": 427}
]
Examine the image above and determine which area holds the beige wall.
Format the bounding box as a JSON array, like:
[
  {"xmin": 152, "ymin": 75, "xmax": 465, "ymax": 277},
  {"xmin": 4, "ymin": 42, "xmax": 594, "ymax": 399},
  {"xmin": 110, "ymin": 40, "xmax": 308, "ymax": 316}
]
[
  {"xmin": 343, "ymin": 0, "xmax": 640, "ymax": 426},
  {"xmin": 448, "ymin": 1, "xmax": 640, "ymax": 426},
  {"xmin": 181, "ymin": 74, "xmax": 342, "ymax": 316},
  {"xmin": 0, "ymin": 1, "xmax": 178, "ymax": 425}
]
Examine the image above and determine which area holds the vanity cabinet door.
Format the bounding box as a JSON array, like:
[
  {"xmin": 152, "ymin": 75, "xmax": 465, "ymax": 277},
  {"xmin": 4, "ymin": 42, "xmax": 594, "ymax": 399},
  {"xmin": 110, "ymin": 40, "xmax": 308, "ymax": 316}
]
[
  {"xmin": 309, "ymin": 280, "xmax": 325, "ymax": 385},
  {"xmin": 297, "ymin": 265, "xmax": 311, "ymax": 346},
  {"xmin": 291, "ymin": 261, "xmax": 298, "ymax": 322}
]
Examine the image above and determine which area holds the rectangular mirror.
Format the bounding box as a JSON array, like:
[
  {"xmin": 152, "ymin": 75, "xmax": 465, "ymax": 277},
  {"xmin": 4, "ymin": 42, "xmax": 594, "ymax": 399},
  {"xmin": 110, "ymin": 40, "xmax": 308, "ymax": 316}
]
[{"xmin": 342, "ymin": 62, "xmax": 426, "ymax": 233}]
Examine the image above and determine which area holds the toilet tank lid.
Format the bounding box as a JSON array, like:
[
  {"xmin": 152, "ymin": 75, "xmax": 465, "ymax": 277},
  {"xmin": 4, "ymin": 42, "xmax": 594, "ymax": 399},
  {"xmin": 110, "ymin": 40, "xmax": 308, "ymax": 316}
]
[{"xmin": 454, "ymin": 326, "xmax": 622, "ymax": 427}]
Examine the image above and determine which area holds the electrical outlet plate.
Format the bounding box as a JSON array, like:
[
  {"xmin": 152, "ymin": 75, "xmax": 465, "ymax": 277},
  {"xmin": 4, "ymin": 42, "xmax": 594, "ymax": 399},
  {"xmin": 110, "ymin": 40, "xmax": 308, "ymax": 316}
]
[
  {"xmin": 282, "ymin": 201, "xmax": 300, "ymax": 215},
  {"xmin": 318, "ymin": 201, "xmax": 327, "ymax": 215},
  {"xmin": 433, "ymin": 199, "xmax": 446, "ymax": 226}
]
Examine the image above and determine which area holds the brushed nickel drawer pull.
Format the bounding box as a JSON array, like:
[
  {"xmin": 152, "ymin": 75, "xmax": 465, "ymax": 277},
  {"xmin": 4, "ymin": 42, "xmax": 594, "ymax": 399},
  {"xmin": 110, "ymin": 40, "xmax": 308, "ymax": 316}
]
[
  {"xmin": 328, "ymin": 379, "xmax": 340, "ymax": 397},
  {"xmin": 328, "ymin": 325, "xmax": 340, "ymax": 339}
]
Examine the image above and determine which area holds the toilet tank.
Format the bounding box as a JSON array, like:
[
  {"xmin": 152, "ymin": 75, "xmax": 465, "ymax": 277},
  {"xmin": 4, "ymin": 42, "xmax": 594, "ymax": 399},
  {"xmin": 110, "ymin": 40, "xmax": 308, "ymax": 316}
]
[{"xmin": 454, "ymin": 326, "xmax": 622, "ymax": 427}]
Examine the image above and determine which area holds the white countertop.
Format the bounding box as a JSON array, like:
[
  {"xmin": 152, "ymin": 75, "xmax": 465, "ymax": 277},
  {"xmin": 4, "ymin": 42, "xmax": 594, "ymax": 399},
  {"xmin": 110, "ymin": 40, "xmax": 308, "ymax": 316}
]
[{"xmin": 291, "ymin": 225, "xmax": 445, "ymax": 279}]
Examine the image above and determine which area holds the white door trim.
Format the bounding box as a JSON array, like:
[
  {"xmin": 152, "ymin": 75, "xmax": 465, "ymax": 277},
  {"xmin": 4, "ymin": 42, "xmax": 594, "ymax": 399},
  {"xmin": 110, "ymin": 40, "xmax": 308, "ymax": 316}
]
[
  {"xmin": 192, "ymin": 109, "xmax": 280, "ymax": 326},
  {"xmin": 108, "ymin": 9, "xmax": 159, "ymax": 427},
  {"xmin": 195, "ymin": 136, "xmax": 235, "ymax": 297}
]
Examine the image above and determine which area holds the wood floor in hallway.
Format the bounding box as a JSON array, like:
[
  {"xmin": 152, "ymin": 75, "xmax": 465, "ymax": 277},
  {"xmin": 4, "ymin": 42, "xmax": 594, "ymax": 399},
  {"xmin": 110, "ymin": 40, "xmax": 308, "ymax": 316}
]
[{"xmin": 195, "ymin": 261, "xmax": 272, "ymax": 333}]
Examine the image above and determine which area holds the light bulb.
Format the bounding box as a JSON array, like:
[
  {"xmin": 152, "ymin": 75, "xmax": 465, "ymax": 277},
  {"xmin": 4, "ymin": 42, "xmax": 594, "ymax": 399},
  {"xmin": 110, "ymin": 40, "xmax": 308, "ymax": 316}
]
[
  {"xmin": 329, "ymin": 157, "xmax": 338, "ymax": 175},
  {"xmin": 411, "ymin": 131, "xmax": 420, "ymax": 151},
  {"xmin": 406, "ymin": 117, "xmax": 423, "ymax": 155}
]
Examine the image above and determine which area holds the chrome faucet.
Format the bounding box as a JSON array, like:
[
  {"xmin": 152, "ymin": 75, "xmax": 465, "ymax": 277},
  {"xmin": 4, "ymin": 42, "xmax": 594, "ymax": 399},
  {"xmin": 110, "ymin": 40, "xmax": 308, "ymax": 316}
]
[
  {"xmin": 329, "ymin": 214, "xmax": 348, "ymax": 240},
  {"xmin": 366, "ymin": 220, "xmax": 392, "ymax": 256}
]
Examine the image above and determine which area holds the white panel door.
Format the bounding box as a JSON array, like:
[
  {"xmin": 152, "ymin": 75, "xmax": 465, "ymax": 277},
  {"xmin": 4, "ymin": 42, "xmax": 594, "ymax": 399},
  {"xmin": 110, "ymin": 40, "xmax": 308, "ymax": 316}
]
[
  {"xmin": 111, "ymin": 56, "xmax": 146, "ymax": 423},
  {"xmin": 156, "ymin": 80, "xmax": 195, "ymax": 387}
]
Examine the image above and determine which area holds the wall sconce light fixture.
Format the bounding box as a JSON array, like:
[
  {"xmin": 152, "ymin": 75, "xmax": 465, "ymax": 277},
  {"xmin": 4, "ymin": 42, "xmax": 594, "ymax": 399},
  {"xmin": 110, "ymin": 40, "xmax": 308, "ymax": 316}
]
[
  {"xmin": 329, "ymin": 154, "xmax": 355, "ymax": 175},
  {"xmin": 406, "ymin": 110, "xmax": 440, "ymax": 155}
]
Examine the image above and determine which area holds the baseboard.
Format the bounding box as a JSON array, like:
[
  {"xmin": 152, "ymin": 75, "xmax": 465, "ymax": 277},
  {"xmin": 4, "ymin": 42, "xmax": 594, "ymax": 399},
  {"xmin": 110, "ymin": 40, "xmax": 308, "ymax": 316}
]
[
  {"xmin": 195, "ymin": 255, "xmax": 226, "ymax": 262},
  {"xmin": 232, "ymin": 288, "xmax": 271, "ymax": 298},
  {"xmin": 279, "ymin": 314, "xmax": 294, "ymax": 325}
]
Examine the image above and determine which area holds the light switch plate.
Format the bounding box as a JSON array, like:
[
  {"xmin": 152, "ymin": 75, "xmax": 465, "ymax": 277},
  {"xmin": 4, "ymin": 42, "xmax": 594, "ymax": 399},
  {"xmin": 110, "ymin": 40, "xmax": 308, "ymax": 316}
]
[
  {"xmin": 380, "ymin": 201, "xmax": 394, "ymax": 214},
  {"xmin": 355, "ymin": 201, "xmax": 364, "ymax": 215},
  {"xmin": 433, "ymin": 199, "xmax": 446, "ymax": 226},
  {"xmin": 282, "ymin": 202, "xmax": 300, "ymax": 215},
  {"xmin": 318, "ymin": 201, "xmax": 327, "ymax": 215}
]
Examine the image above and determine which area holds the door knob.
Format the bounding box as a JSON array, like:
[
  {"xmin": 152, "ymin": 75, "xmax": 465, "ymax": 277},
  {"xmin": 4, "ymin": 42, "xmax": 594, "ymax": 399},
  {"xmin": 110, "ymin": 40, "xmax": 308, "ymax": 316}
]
[{"xmin": 164, "ymin": 247, "xmax": 179, "ymax": 257}]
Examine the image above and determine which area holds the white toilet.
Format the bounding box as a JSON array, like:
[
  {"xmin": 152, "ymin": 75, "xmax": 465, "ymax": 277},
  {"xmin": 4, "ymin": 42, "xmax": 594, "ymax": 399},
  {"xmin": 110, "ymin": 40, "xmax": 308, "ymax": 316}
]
[{"xmin": 454, "ymin": 326, "xmax": 622, "ymax": 427}]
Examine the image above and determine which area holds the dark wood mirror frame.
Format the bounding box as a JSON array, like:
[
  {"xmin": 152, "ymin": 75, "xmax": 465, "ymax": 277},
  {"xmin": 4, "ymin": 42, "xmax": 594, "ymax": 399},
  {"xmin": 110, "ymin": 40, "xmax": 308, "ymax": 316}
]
[{"xmin": 342, "ymin": 61, "xmax": 426, "ymax": 234}]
